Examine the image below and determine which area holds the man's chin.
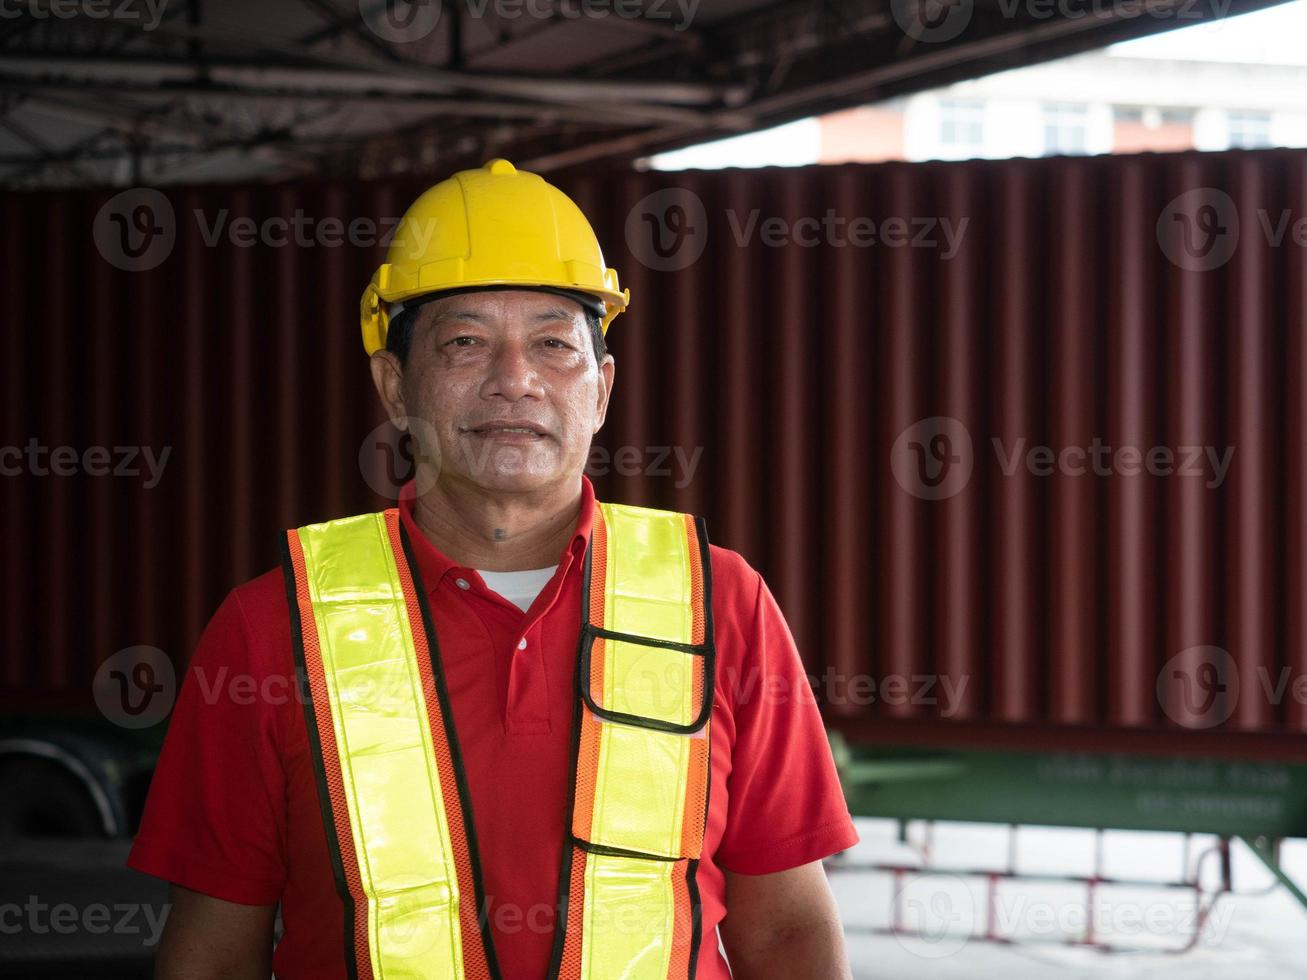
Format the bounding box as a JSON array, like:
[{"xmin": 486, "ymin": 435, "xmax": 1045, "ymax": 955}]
[{"xmin": 449, "ymin": 460, "xmax": 564, "ymax": 494}]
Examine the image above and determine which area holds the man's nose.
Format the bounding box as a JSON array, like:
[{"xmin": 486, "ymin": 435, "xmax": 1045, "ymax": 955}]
[{"xmin": 481, "ymin": 340, "xmax": 543, "ymax": 400}]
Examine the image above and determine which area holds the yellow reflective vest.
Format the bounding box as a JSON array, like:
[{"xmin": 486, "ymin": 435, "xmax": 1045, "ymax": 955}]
[{"xmin": 281, "ymin": 500, "xmax": 714, "ymax": 980}]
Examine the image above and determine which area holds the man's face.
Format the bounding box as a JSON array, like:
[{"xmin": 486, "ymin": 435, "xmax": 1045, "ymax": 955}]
[{"xmin": 371, "ymin": 289, "xmax": 615, "ymax": 496}]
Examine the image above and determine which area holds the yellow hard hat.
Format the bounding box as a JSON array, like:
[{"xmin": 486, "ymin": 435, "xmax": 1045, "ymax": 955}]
[{"xmin": 359, "ymin": 158, "xmax": 630, "ymax": 355}]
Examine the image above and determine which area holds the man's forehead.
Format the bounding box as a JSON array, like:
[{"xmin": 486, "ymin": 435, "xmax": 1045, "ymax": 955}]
[{"xmin": 424, "ymin": 290, "xmax": 587, "ymax": 326}]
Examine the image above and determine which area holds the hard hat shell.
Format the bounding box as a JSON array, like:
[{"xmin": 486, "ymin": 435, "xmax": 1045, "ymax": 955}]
[{"xmin": 360, "ymin": 158, "xmax": 629, "ymax": 355}]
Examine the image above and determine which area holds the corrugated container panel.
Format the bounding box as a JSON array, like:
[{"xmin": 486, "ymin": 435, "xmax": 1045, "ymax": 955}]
[{"xmin": 2, "ymin": 150, "xmax": 1303, "ymax": 755}]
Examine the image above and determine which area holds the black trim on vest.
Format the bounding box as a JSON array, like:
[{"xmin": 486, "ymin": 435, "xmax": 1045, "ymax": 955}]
[
  {"xmin": 571, "ymin": 836, "xmax": 681, "ymax": 863},
  {"xmin": 397, "ymin": 522, "xmax": 506, "ymax": 980},
  {"xmin": 578, "ymin": 631, "xmax": 715, "ymax": 735},
  {"xmin": 686, "ymin": 515, "xmax": 713, "ymax": 980},
  {"xmin": 280, "ymin": 535, "xmax": 360, "ymax": 980},
  {"xmin": 543, "ymin": 524, "xmax": 594, "ymax": 980},
  {"xmin": 575, "ymin": 514, "xmax": 717, "ymax": 736},
  {"xmin": 582, "ymin": 622, "xmax": 709, "ymax": 654},
  {"xmin": 686, "ymin": 857, "xmax": 704, "ymax": 978}
]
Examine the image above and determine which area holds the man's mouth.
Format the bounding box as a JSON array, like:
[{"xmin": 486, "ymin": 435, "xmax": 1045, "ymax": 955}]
[{"xmin": 462, "ymin": 421, "xmax": 548, "ymax": 439}]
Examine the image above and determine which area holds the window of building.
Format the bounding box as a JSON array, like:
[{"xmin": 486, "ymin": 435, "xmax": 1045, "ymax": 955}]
[
  {"xmin": 939, "ymin": 100, "xmax": 985, "ymax": 152},
  {"xmin": 1043, "ymin": 102, "xmax": 1090, "ymax": 155},
  {"xmin": 1226, "ymin": 110, "xmax": 1273, "ymax": 148}
]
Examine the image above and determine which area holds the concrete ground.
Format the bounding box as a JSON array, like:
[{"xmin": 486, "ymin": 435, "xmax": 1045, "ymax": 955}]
[{"xmin": 830, "ymin": 819, "xmax": 1307, "ymax": 980}]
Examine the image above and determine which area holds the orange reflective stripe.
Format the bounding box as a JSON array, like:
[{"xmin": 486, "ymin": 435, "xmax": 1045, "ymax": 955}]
[
  {"xmin": 571, "ymin": 507, "xmax": 607, "ymax": 845},
  {"xmin": 285, "ymin": 527, "xmax": 374, "ymax": 980},
  {"xmin": 557, "ymin": 844, "xmax": 588, "ymax": 980},
  {"xmin": 680, "ymin": 513, "xmax": 709, "ymax": 859}
]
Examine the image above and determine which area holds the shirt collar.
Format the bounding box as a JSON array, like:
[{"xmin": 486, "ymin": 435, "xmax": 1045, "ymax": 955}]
[{"xmin": 397, "ymin": 474, "xmax": 597, "ymax": 588}]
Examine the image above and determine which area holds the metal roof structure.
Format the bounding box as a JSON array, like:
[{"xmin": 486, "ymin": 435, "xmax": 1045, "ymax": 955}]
[{"xmin": 0, "ymin": 0, "xmax": 1292, "ymax": 188}]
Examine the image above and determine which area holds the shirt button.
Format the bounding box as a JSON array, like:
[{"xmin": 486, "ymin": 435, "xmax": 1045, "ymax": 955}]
[
  {"xmin": 517, "ymin": 638, "xmax": 527, "ymax": 650},
  {"xmin": 455, "ymin": 577, "xmax": 470, "ymax": 590}
]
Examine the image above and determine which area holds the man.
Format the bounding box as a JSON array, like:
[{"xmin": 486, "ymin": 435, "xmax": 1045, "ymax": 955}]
[{"xmin": 128, "ymin": 158, "xmax": 858, "ymax": 979}]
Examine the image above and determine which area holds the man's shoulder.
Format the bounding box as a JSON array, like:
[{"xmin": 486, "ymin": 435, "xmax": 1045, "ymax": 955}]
[
  {"xmin": 197, "ymin": 565, "xmax": 292, "ymax": 667},
  {"xmin": 229, "ymin": 564, "xmax": 290, "ymax": 622},
  {"xmin": 705, "ymin": 542, "xmax": 759, "ymax": 592},
  {"xmin": 704, "ymin": 542, "xmax": 766, "ymax": 633}
]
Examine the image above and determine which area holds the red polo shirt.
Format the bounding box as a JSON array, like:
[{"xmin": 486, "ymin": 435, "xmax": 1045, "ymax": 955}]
[{"xmin": 127, "ymin": 476, "xmax": 858, "ymax": 978}]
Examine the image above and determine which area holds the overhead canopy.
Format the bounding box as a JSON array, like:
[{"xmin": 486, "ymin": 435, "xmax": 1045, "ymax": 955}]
[{"xmin": 0, "ymin": 0, "xmax": 1292, "ymax": 187}]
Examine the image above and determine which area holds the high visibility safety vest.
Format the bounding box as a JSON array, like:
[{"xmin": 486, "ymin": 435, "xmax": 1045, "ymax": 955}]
[{"xmin": 280, "ymin": 501, "xmax": 715, "ymax": 980}]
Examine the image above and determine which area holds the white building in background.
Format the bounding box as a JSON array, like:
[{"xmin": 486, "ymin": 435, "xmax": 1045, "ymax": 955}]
[
  {"xmin": 646, "ymin": 0, "xmax": 1307, "ymax": 170},
  {"xmin": 821, "ymin": 47, "xmax": 1307, "ymax": 164}
]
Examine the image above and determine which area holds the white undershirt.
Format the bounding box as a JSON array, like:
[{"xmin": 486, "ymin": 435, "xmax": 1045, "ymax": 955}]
[{"xmin": 475, "ymin": 565, "xmax": 559, "ymax": 612}]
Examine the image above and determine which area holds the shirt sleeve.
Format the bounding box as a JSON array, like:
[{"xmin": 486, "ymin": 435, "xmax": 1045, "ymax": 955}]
[
  {"xmin": 126, "ymin": 588, "xmax": 287, "ymax": 905},
  {"xmin": 714, "ymin": 570, "xmax": 860, "ymax": 875}
]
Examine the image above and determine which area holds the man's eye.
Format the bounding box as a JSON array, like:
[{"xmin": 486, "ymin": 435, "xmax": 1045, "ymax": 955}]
[
  {"xmin": 447, "ymin": 336, "xmax": 478, "ymax": 347},
  {"xmin": 543, "ymin": 338, "xmax": 570, "ymax": 349}
]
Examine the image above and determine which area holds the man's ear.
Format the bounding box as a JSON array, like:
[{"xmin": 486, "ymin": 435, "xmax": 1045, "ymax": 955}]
[
  {"xmin": 594, "ymin": 354, "xmax": 615, "ymax": 433},
  {"xmin": 369, "ymin": 350, "xmax": 409, "ymax": 431}
]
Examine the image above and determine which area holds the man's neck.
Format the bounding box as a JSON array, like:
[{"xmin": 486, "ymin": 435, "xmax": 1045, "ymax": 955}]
[{"xmin": 411, "ymin": 474, "xmax": 580, "ymax": 572}]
